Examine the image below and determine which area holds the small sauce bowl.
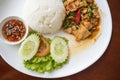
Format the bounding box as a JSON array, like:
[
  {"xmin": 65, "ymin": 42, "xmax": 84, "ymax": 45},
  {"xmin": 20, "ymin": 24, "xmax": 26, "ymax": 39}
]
[{"xmin": 0, "ymin": 16, "xmax": 29, "ymax": 45}]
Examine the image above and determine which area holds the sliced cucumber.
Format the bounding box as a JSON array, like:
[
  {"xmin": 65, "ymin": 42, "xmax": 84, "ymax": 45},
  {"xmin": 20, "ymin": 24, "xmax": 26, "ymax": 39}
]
[
  {"xmin": 50, "ymin": 36, "xmax": 68, "ymax": 63},
  {"xmin": 19, "ymin": 34, "xmax": 40, "ymax": 61}
]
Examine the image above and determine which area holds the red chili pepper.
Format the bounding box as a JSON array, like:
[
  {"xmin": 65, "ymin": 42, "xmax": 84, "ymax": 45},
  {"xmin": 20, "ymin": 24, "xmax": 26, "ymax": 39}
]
[{"xmin": 75, "ymin": 9, "xmax": 81, "ymax": 25}]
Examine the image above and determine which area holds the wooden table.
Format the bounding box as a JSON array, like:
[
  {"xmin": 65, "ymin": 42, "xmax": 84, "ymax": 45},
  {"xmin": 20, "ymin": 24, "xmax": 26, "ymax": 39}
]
[{"xmin": 0, "ymin": 0, "xmax": 120, "ymax": 80}]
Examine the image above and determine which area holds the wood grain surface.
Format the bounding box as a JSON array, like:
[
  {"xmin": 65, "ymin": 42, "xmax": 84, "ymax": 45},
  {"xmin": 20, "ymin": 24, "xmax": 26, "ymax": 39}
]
[{"xmin": 0, "ymin": 0, "xmax": 120, "ymax": 80}]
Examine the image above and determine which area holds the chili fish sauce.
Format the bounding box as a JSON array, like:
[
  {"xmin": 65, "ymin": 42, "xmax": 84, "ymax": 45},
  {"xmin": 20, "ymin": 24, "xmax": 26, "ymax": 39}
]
[{"xmin": 2, "ymin": 19, "xmax": 26, "ymax": 42}]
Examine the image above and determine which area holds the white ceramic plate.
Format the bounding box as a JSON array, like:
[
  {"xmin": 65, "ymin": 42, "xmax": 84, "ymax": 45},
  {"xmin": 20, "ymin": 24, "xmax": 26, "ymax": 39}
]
[{"xmin": 0, "ymin": 0, "xmax": 112, "ymax": 78}]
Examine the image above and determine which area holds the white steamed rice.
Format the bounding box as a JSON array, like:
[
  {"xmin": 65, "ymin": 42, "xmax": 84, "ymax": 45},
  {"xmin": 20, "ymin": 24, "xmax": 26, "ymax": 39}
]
[{"xmin": 24, "ymin": 0, "xmax": 65, "ymax": 34}]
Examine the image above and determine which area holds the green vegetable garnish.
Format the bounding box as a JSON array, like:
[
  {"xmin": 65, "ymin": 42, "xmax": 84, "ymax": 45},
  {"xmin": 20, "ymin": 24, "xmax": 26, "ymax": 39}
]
[
  {"xmin": 62, "ymin": 0, "xmax": 66, "ymax": 3},
  {"xmin": 76, "ymin": 25, "xmax": 79, "ymax": 29},
  {"xmin": 24, "ymin": 54, "xmax": 68, "ymax": 73},
  {"xmin": 88, "ymin": 11, "xmax": 93, "ymax": 18},
  {"xmin": 89, "ymin": 29, "xmax": 94, "ymax": 33},
  {"xmin": 63, "ymin": 16, "xmax": 69, "ymax": 29},
  {"xmin": 63, "ymin": 21, "xmax": 69, "ymax": 29},
  {"xmin": 23, "ymin": 36, "xmax": 69, "ymax": 73},
  {"xmin": 89, "ymin": 3, "xmax": 96, "ymax": 10},
  {"xmin": 69, "ymin": 12, "xmax": 75, "ymax": 16},
  {"xmin": 81, "ymin": 0, "xmax": 85, "ymax": 2},
  {"xmin": 19, "ymin": 33, "xmax": 40, "ymax": 61},
  {"xmin": 50, "ymin": 36, "xmax": 69, "ymax": 63}
]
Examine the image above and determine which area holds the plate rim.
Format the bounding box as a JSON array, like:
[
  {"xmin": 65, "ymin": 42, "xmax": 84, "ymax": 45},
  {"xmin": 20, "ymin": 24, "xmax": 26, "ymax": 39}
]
[{"xmin": 0, "ymin": 0, "xmax": 112, "ymax": 78}]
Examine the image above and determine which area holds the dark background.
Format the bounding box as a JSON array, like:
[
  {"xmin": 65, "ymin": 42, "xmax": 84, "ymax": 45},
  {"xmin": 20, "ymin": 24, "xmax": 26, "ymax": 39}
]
[{"xmin": 0, "ymin": 0, "xmax": 120, "ymax": 80}]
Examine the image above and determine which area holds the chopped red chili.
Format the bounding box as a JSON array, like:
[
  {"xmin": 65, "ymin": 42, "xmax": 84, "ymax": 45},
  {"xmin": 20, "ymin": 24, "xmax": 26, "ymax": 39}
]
[
  {"xmin": 75, "ymin": 9, "xmax": 81, "ymax": 25},
  {"xmin": 2, "ymin": 19, "xmax": 26, "ymax": 42}
]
